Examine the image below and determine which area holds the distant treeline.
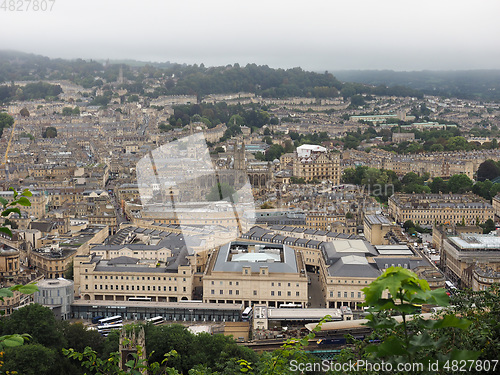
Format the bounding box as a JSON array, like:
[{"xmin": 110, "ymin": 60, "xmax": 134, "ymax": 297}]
[
  {"xmin": 0, "ymin": 50, "xmax": 423, "ymax": 101},
  {"xmin": 333, "ymin": 69, "xmax": 500, "ymax": 101},
  {"xmin": 0, "ymin": 81, "xmax": 62, "ymax": 103}
]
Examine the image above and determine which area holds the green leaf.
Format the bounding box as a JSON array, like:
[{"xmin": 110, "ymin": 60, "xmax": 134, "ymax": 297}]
[
  {"xmin": 0, "ymin": 226, "xmax": 12, "ymax": 237},
  {"xmin": 427, "ymin": 288, "xmax": 450, "ymax": 306},
  {"xmin": 449, "ymin": 349, "xmax": 480, "ymax": 361},
  {"xmin": 8, "ymin": 187, "xmax": 18, "ymax": 198},
  {"xmin": 1, "ymin": 207, "xmax": 21, "ymax": 217},
  {"xmin": 15, "ymin": 196, "xmax": 31, "ymax": 206},
  {"xmin": 21, "ymin": 189, "xmax": 33, "ymax": 197},
  {"xmin": 9, "ymin": 283, "xmax": 38, "ymax": 294},
  {"xmin": 0, "ymin": 288, "xmax": 14, "ymax": 298},
  {"xmin": 433, "ymin": 314, "xmax": 472, "ymax": 330},
  {"xmin": 0, "ymin": 197, "xmax": 8, "ymax": 207},
  {"xmin": 0, "ymin": 334, "xmax": 25, "ymax": 347}
]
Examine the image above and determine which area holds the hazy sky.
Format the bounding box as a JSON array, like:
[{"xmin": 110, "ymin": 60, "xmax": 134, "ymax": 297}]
[{"xmin": 1, "ymin": 0, "xmax": 499, "ymax": 71}]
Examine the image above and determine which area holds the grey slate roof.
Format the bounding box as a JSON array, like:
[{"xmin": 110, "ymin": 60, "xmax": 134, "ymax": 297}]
[{"xmin": 327, "ymin": 257, "xmax": 381, "ymax": 278}]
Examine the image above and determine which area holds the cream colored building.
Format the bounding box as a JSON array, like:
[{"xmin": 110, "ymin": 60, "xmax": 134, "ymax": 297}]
[
  {"xmin": 388, "ymin": 193, "xmax": 494, "ymax": 226},
  {"xmin": 73, "ymin": 232, "xmax": 197, "ymax": 302},
  {"xmin": 471, "ymin": 266, "xmax": 500, "ymax": 291},
  {"xmin": 29, "ymin": 225, "xmax": 108, "ymax": 279},
  {"xmin": 363, "ymin": 215, "xmax": 394, "ymax": 245},
  {"xmin": 203, "ymin": 241, "xmax": 308, "ymax": 308},
  {"xmin": 292, "ymin": 146, "xmax": 341, "ymax": 184},
  {"xmin": 492, "ymin": 194, "xmax": 500, "ymax": 217},
  {"xmin": 0, "ymin": 190, "xmax": 47, "ymax": 219},
  {"xmin": 441, "ymin": 234, "xmax": 500, "ymax": 288}
]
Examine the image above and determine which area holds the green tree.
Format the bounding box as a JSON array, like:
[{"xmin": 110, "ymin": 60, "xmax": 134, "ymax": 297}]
[
  {"xmin": 429, "ymin": 177, "xmax": 448, "ymax": 194},
  {"xmin": 403, "ymin": 220, "xmax": 415, "ymax": 230},
  {"xmin": 448, "ymin": 174, "xmax": 474, "ymax": 194},
  {"xmin": 255, "ymin": 151, "xmax": 266, "ymax": 161},
  {"xmin": 476, "ymin": 159, "xmax": 500, "ymax": 181},
  {"xmin": 62, "ymin": 107, "xmax": 74, "ymax": 116},
  {"xmin": 42, "ymin": 126, "xmax": 57, "ymax": 138},
  {"xmin": 265, "ymin": 144, "xmax": 285, "ymax": 161},
  {"xmin": 0, "ymin": 112, "xmax": 14, "ymax": 137},
  {"xmin": 206, "ymin": 183, "xmax": 237, "ymax": 202},
  {"xmin": 1, "ymin": 304, "xmax": 66, "ymax": 349},
  {"xmin": 127, "ymin": 94, "xmax": 140, "ymax": 102},
  {"xmin": 19, "ymin": 107, "xmax": 30, "ymax": 117},
  {"xmin": 480, "ymin": 218, "xmax": 495, "ymax": 234},
  {"xmin": 446, "ymin": 136, "xmax": 469, "ymax": 151},
  {"xmin": 2, "ymin": 343, "xmax": 60, "ymax": 375}
]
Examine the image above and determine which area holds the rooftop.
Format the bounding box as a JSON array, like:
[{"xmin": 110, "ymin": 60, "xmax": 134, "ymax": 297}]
[
  {"xmin": 449, "ymin": 234, "xmax": 500, "ymax": 250},
  {"xmin": 212, "ymin": 241, "xmax": 298, "ymax": 274}
]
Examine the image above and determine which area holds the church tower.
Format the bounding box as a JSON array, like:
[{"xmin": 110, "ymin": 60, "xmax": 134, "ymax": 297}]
[{"xmin": 233, "ymin": 142, "xmax": 246, "ymax": 171}]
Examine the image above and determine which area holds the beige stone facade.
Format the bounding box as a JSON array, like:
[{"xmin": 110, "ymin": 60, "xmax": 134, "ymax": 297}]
[
  {"xmin": 388, "ymin": 193, "xmax": 494, "ymax": 226},
  {"xmin": 203, "ymin": 242, "xmax": 308, "ymax": 308},
  {"xmin": 292, "ymin": 152, "xmax": 342, "ymax": 184},
  {"xmin": 363, "ymin": 215, "xmax": 394, "ymax": 245}
]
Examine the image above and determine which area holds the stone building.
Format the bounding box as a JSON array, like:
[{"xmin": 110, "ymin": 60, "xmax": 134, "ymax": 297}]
[
  {"xmin": 203, "ymin": 241, "xmax": 308, "ymax": 308},
  {"xmin": 292, "ymin": 145, "xmax": 342, "ymax": 184},
  {"xmin": 388, "ymin": 193, "xmax": 494, "ymax": 226}
]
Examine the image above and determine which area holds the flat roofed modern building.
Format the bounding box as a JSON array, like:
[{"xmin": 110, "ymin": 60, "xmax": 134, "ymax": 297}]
[
  {"xmin": 364, "ymin": 215, "xmax": 394, "ymax": 245},
  {"xmin": 319, "ymin": 239, "xmax": 439, "ymax": 310},
  {"xmin": 203, "ymin": 241, "xmax": 308, "ymax": 308},
  {"xmin": 441, "ymin": 233, "xmax": 500, "ymax": 288},
  {"xmin": 34, "ymin": 278, "xmax": 74, "ymax": 320}
]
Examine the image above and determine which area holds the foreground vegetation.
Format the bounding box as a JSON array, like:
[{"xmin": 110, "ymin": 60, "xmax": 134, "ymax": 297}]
[{"xmin": 0, "ymin": 268, "xmax": 498, "ymax": 374}]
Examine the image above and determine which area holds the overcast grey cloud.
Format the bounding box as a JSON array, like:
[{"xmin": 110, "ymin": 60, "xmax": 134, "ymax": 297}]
[{"xmin": 1, "ymin": 0, "xmax": 499, "ymax": 70}]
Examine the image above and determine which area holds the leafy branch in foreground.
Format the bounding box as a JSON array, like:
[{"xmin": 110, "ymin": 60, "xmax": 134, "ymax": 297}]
[
  {"xmin": 0, "ymin": 187, "xmax": 32, "ymax": 238},
  {"xmin": 242, "ymin": 315, "xmax": 332, "ymax": 375},
  {"xmin": 63, "ymin": 337, "xmax": 181, "ymax": 375},
  {"xmin": 361, "ymin": 266, "xmax": 479, "ymax": 374},
  {"xmin": 0, "ymin": 188, "xmax": 38, "ymax": 350}
]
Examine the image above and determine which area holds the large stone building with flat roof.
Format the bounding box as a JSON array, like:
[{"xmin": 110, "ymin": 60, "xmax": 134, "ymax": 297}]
[
  {"xmin": 203, "ymin": 241, "xmax": 308, "ymax": 308},
  {"xmin": 363, "ymin": 215, "xmax": 394, "ymax": 245},
  {"xmin": 320, "ymin": 240, "xmax": 440, "ymax": 310},
  {"xmin": 441, "ymin": 233, "xmax": 500, "ymax": 289}
]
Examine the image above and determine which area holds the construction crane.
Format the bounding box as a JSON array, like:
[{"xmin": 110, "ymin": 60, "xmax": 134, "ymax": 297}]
[{"xmin": 2, "ymin": 120, "xmax": 17, "ymax": 181}]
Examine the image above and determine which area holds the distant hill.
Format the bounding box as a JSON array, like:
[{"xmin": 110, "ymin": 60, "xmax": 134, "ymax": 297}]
[
  {"xmin": 333, "ymin": 70, "xmax": 500, "ymax": 101},
  {"xmin": 0, "ymin": 50, "xmax": 423, "ymax": 100}
]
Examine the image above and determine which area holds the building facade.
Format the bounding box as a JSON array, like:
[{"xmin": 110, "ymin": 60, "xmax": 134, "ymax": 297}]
[{"xmin": 389, "ymin": 193, "xmax": 494, "ymax": 226}]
